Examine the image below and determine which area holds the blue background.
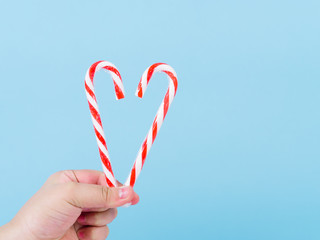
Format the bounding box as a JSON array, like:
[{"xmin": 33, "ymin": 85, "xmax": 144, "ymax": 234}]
[{"xmin": 0, "ymin": 1, "xmax": 319, "ymax": 239}]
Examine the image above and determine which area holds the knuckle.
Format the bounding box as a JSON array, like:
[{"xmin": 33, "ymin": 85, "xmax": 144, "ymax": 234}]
[
  {"xmin": 47, "ymin": 170, "xmax": 64, "ymax": 181},
  {"xmin": 112, "ymin": 208, "xmax": 118, "ymax": 219},
  {"xmin": 89, "ymin": 213, "xmax": 99, "ymax": 225},
  {"xmin": 101, "ymin": 186, "xmax": 111, "ymax": 204},
  {"xmin": 48, "ymin": 170, "xmax": 74, "ymax": 183},
  {"xmin": 63, "ymin": 182, "xmax": 77, "ymax": 196},
  {"xmin": 105, "ymin": 226, "xmax": 110, "ymax": 237}
]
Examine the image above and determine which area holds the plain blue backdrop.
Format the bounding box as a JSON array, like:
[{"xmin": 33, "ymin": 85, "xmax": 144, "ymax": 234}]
[{"xmin": 0, "ymin": 1, "xmax": 319, "ymax": 239}]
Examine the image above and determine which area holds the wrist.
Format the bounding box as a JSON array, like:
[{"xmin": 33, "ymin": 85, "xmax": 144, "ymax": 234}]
[
  {"xmin": 0, "ymin": 221, "xmax": 19, "ymax": 240},
  {"xmin": 0, "ymin": 219, "xmax": 35, "ymax": 240}
]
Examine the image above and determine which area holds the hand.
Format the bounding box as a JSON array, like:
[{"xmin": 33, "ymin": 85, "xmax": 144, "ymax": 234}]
[{"xmin": 0, "ymin": 170, "xmax": 139, "ymax": 240}]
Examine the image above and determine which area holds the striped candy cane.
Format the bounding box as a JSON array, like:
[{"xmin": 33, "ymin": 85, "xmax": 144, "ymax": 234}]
[
  {"xmin": 125, "ymin": 63, "xmax": 178, "ymax": 187},
  {"xmin": 85, "ymin": 61, "xmax": 125, "ymax": 187}
]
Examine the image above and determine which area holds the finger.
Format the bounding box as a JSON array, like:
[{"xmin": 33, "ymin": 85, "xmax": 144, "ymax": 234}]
[
  {"xmin": 77, "ymin": 226, "xmax": 109, "ymax": 240},
  {"xmin": 74, "ymin": 222, "xmax": 82, "ymax": 232},
  {"xmin": 116, "ymin": 180, "xmax": 140, "ymax": 205},
  {"xmin": 77, "ymin": 208, "xmax": 118, "ymax": 226},
  {"xmin": 81, "ymin": 190, "xmax": 139, "ymax": 210},
  {"xmin": 116, "ymin": 180, "xmax": 123, "ymax": 187},
  {"xmin": 65, "ymin": 183, "xmax": 135, "ymax": 209},
  {"xmin": 48, "ymin": 170, "xmax": 106, "ymax": 185},
  {"xmin": 131, "ymin": 192, "xmax": 140, "ymax": 205}
]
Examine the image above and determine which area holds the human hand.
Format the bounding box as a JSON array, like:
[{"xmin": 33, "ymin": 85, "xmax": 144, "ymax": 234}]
[{"xmin": 0, "ymin": 170, "xmax": 139, "ymax": 240}]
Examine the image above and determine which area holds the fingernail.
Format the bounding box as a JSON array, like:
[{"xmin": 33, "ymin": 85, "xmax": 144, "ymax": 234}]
[
  {"xmin": 78, "ymin": 214, "xmax": 85, "ymax": 224},
  {"xmin": 78, "ymin": 230, "xmax": 85, "ymax": 239},
  {"xmin": 119, "ymin": 187, "xmax": 130, "ymax": 199},
  {"xmin": 122, "ymin": 203, "xmax": 132, "ymax": 208}
]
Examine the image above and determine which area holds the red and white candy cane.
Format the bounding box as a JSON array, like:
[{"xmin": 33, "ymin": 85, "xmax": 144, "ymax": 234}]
[
  {"xmin": 85, "ymin": 60, "xmax": 125, "ymax": 187},
  {"xmin": 125, "ymin": 63, "xmax": 178, "ymax": 187}
]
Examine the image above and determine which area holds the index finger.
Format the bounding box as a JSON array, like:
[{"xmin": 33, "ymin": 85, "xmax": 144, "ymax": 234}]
[{"xmin": 48, "ymin": 169, "xmax": 107, "ymax": 185}]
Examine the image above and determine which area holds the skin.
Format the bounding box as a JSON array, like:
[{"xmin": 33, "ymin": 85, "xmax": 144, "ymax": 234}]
[{"xmin": 0, "ymin": 170, "xmax": 139, "ymax": 240}]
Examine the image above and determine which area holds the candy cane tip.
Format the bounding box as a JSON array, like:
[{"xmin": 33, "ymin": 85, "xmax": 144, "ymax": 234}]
[
  {"xmin": 115, "ymin": 91, "xmax": 125, "ymax": 100},
  {"xmin": 135, "ymin": 88, "xmax": 143, "ymax": 98},
  {"xmin": 116, "ymin": 95, "xmax": 125, "ymax": 100}
]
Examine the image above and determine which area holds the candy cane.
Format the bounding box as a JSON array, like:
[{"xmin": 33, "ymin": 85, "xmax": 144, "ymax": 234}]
[
  {"xmin": 125, "ymin": 63, "xmax": 178, "ymax": 187},
  {"xmin": 85, "ymin": 61, "xmax": 125, "ymax": 187}
]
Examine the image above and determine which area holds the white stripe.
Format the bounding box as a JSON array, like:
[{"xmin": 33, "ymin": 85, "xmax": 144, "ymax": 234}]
[
  {"xmin": 156, "ymin": 102, "xmax": 164, "ymax": 129},
  {"xmin": 96, "ymin": 61, "xmax": 114, "ymax": 71},
  {"xmin": 95, "ymin": 62, "xmax": 104, "ymax": 71},
  {"xmin": 124, "ymin": 175, "xmax": 131, "ymax": 186},
  {"xmin": 168, "ymin": 80, "xmax": 175, "ymax": 105},
  {"xmin": 154, "ymin": 65, "xmax": 177, "ymax": 101},
  {"xmin": 155, "ymin": 64, "xmax": 177, "ymax": 77},
  {"xmin": 110, "ymin": 71, "xmax": 125, "ymax": 93},
  {"xmin": 134, "ymin": 164, "xmax": 141, "ymax": 182},
  {"xmin": 135, "ymin": 153, "xmax": 142, "ymax": 178},
  {"xmin": 136, "ymin": 68, "xmax": 148, "ymax": 96},
  {"xmin": 95, "ymin": 61, "xmax": 125, "ymax": 99},
  {"xmin": 146, "ymin": 129, "xmax": 153, "ymax": 152},
  {"xmin": 101, "ymin": 61, "xmax": 116, "ymax": 69},
  {"xmin": 86, "ymin": 91, "xmax": 99, "ymax": 110},
  {"xmin": 99, "ymin": 61, "xmax": 117, "ymax": 79},
  {"xmin": 85, "ymin": 74, "xmax": 94, "ymax": 90},
  {"xmin": 85, "ymin": 79, "xmax": 94, "ymax": 92},
  {"xmin": 96, "ymin": 138, "xmax": 110, "ymax": 159},
  {"xmin": 91, "ymin": 116, "xmax": 105, "ymax": 139},
  {"xmin": 102, "ymin": 164, "xmax": 117, "ymax": 186}
]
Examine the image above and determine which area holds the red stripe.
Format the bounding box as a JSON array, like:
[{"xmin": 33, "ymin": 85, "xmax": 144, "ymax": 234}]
[
  {"xmin": 163, "ymin": 70, "xmax": 178, "ymax": 95},
  {"xmin": 130, "ymin": 167, "xmax": 136, "ymax": 187},
  {"xmin": 141, "ymin": 139, "xmax": 148, "ymax": 166},
  {"xmin": 94, "ymin": 127, "xmax": 107, "ymax": 148},
  {"xmin": 163, "ymin": 90, "xmax": 170, "ymax": 119},
  {"xmin": 88, "ymin": 102, "xmax": 102, "ymax": 126},
  {"xmin": 98, "ymin": 148, "xmax": 113, "ymax": 173},
  {"xmin": 103, "ymin": 66, "xmax": 122, "ymax": 79},
  {"xmin": 152, "ymin": 119, "xmax": 158, "ymax": 143},
  {"xmin": 147, "ymin": 63, "xmax": 164, "ymax": 83},
  {"xmin": 89, "ymin": 61, "xmax": 103, "ymax": 81},
  {"xmin": 114, "ymin": 81, "xmax": 125, "ymax": 99},
  {"xmin": 106, "ymin": 177, "xmax": 115, "ymax": 187},
  {"xmin": 85, "ymin": 82, "xmax": 97, "ymax": 101},
  {"xmin": 137, "ymin": 80, "xmax": 143, "ymax": 98}
]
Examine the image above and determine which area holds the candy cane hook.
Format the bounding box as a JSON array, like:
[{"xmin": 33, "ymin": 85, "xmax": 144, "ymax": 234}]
[
  {"xmin": 125, "ymin": 63, "xmax": 178, "ymax": 187},
  {"xmin": 85, "ymin": 61, "xmax": 125, "ymax": 187}
]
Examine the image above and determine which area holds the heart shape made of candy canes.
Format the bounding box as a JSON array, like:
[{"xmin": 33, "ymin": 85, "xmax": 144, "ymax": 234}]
[{"xmin": 84, "ymin": 61, "xmax": 178, "ymax": 187}]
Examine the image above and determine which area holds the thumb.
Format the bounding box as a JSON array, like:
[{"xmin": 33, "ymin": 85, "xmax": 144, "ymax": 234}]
[{"xmin": 64, "ymin": 182, "xmax": 134, "ymax": 209}]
